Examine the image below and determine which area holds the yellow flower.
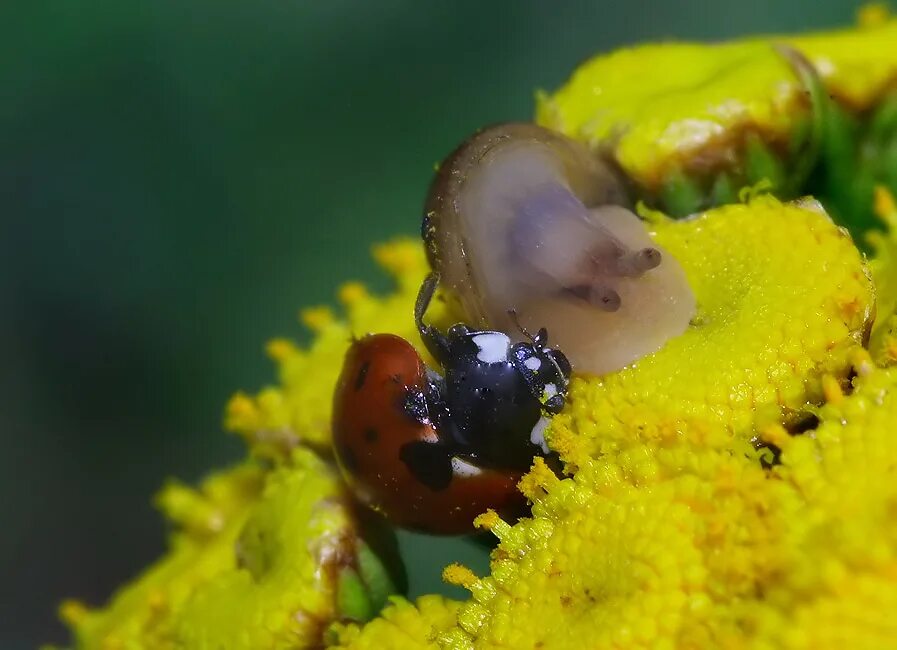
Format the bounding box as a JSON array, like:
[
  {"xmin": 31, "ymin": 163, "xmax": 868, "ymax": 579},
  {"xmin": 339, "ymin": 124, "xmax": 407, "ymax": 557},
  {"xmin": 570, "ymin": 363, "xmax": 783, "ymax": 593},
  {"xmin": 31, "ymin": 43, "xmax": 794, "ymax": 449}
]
[
  {"xmin": 439, "ymin": 362, "xmax": 897, "ymax": 650},
  {"xmin": 329, "ymin": 596, "xmax": 461, "ymax": 650},
  {"xmin": 61, "ymin": 13, "xmax": 897, "ymax": 650},
  {"xmin": 69, "ymin": 188, "xmax": 884, "ymax": 648},
  {"xmin": 63, "ymin": 450, "xmax": 363, "ymax": 649},
  {"xmin": 536, "ymin": 15, "xmax": 897, "ymax": 218}
]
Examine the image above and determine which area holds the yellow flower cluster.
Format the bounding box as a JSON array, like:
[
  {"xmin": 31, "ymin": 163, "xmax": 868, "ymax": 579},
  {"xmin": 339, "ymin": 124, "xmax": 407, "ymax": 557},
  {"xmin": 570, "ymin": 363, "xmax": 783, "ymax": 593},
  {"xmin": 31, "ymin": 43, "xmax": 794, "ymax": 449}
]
[
  {"xmin": 536, "ymin": 40, "xmax": 808, "ymax": 191},
  {"xmin": 62, "ymin": 450, "xmax": 358, "ymax": 649},
  {"xmin": 552, "ymin": 198, "xmax": 872, "ymax": 469},
  {"xmin": 435, "ymin": 358, "xmax": 897, "ymax": 649},
  {"xmin": 61, "ymin": 12, "xmax": 897, "ymax": 650},
  {"xmin": 537, "ymin": 16, "xmax": 897, "ymax": 195},
  {"xmin": 62, "ymin": 190, "xmax": 897, "ymax": 649},
  {"xmin": 331, "ymin": 194, "xmax": 896, "ymax": 650}
]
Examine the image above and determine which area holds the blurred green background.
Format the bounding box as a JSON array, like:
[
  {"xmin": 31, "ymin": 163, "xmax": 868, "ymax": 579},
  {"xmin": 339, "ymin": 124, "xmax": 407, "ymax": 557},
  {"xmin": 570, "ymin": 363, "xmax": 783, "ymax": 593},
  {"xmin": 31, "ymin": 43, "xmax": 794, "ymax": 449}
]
[{"xmin": 1, "ymin": 1, "xmax": 863, "ymax": 646}]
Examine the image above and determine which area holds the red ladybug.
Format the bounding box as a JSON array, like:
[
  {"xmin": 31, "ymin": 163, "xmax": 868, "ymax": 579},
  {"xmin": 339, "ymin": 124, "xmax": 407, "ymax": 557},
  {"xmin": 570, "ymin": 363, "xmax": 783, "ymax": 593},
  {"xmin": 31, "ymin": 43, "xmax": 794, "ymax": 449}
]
[
  {"xmin": 331, "ymin": 274, "xmax": 571, "ymax": 535},
  {"xmin": 331, "ymin": 332, "xmax": 526, "ymax": 535}
]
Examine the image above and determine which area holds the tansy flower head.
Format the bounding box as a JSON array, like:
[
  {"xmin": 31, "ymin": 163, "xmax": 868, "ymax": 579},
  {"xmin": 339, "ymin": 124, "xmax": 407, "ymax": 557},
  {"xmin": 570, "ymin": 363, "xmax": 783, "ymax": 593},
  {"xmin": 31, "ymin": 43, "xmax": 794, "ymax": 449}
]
[{"xmin": 61, "ymin": 15, "xmax": 897, "ymax": 650}]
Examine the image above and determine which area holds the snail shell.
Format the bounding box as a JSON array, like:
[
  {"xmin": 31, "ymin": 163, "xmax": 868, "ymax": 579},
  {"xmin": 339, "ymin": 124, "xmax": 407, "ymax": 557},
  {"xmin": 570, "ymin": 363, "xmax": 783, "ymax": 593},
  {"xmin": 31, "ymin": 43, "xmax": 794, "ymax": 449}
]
[{"xmin": 423, "ymin": 123, "xmax": 695, "ymax": 375}]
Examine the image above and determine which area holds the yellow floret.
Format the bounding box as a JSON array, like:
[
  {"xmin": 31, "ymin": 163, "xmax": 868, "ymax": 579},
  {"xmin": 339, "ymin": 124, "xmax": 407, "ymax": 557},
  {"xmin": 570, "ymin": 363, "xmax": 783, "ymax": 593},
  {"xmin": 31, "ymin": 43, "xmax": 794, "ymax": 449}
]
[
  {"xmin": 551, "ymin": 196, "xmax": 873, "ymax": 468},
  {"xmin": 328, "ymin": 596, "xmax": 461, "ymax": 650}
]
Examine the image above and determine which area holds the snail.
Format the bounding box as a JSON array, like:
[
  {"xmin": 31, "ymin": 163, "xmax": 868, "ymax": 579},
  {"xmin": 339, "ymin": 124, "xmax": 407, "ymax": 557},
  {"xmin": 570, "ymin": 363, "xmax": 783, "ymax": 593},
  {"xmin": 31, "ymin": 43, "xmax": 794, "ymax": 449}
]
[{"xmin": 422, "ymin": 123, "xmax": 695, "ymax": 375}]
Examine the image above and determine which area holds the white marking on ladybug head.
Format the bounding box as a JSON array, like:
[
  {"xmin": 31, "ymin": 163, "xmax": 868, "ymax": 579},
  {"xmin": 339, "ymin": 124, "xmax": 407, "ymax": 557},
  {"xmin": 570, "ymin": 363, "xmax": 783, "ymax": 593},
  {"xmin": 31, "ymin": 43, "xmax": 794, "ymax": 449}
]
[
  {"xmin": 451, "ymin": 456, "xmax": 484, "ymax": 478},
  {"xmin": 524, "ymin": 356, "xmax": 542, "ymax": 371},
  {"xmin": 530, "ymin": 416, "xmax": 550, "ymax": 453},
  {"xmin": 543, "ymin": 383, "xmax": 558, "ymax": 399},
  {"xmin": 471, "ymin": 332, "xmax": 511, "ymax": 364}
]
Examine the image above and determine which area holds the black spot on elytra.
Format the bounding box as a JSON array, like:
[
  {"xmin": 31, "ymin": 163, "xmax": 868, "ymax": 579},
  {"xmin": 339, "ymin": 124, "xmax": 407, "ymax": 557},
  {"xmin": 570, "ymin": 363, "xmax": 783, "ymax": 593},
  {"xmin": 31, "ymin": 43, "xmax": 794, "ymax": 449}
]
[
  {"xmin": 364, "ymin": 427, "xmax": 378, "ymax": 443},
  {"xmin": 354, "ymin": 360, "xmax": 370, "ymax": 391},
  {"xmin": 399, "ymin": 440, "xmax": 453, "ymax": 491}
]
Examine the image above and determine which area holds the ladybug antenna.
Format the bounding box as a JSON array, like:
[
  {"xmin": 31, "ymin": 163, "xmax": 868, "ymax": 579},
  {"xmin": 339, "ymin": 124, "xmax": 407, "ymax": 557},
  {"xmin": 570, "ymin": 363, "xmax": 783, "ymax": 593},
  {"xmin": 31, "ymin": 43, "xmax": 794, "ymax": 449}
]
[
  {"xmin": 507, "ymin": 309, "xmax": 532, "ymax": 340},
  {"xmin": 548, "ymin": 352, "xmax": 570, "ymax": 391},
  {"xmin": 507, "ymin": 310, "xmax": 549, "ymax": 349}
]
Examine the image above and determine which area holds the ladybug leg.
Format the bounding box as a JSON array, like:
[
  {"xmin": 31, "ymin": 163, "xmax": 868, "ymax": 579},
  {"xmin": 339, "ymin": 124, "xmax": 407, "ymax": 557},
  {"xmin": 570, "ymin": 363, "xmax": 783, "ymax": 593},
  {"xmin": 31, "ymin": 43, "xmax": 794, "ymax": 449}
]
[
  {"xmin": 543, "ymin": 394, "xmax": 566, "ymax": 415},
  {"xmin": 403, "ymin": 369, "xmax": 453, "ymax": 434},
  {"xmin": 546, "ymin": 349, "xmax": 572, "ymax": 383},
  {"xmin": 542, "ymin": 350, "xmax": 572, "ymax": 402},
  {"xmin": 415, "ymin": 273, "xmax": 452, "ymax": 366},
  {"xmin": 402, "ymin": 386, "xmax": 431, "ymax": 426},
  {"xmin": 425, "ymin": 374, "xmax": 453, "ymax": 431},
  {"xmin": 510, "ymin": 342, "xmax": 549, "ymax": 403},
  {"xmin": 510, "ymin": 342, "xmax": 570, "ymax": 415}
]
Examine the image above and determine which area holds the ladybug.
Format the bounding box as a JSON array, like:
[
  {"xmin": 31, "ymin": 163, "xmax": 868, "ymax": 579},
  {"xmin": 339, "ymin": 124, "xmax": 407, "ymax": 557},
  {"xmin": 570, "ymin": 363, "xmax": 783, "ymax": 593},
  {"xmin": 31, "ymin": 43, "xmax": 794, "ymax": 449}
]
[{"xmin": 331, "ymin": 273, "xmax": 571, "ymax": 535}]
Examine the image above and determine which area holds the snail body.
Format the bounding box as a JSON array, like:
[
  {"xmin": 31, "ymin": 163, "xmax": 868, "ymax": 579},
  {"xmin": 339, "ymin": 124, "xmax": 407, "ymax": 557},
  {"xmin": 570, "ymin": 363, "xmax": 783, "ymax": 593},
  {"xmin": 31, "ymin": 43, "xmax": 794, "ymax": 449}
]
[{"xmin": 424, "ymin": 123, "xmax": 696, "ymax": 374}]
